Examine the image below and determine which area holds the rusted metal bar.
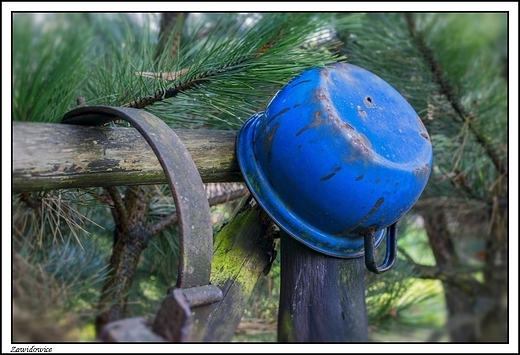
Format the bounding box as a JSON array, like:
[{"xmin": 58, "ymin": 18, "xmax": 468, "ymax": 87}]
[
  {"xmin": 61, "ymin": 105, "xmax": 219, "ymax": 341},
  {"xmin": 62, "ymin": 104, "xmax": 214, "ymax": 288},
  {"xmin": 12, "ymin": 122, "xmax": 242, "ymax": 192}
]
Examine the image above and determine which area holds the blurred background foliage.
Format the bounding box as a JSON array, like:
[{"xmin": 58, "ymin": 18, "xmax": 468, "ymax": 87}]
[{"xmin": 11, "ymin": 12, "xmax": 508, "ymax": 342}]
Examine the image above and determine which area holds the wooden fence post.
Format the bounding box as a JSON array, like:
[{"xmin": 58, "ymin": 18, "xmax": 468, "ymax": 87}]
[{"xmin": 277, "ymin": 232, "xmax": 368, "ymax": 342}]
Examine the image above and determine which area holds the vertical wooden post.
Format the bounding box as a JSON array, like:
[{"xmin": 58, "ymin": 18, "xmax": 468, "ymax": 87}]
[{"xmin": 277, "ymin": 232, "xmax": 368, "ymax": 342}]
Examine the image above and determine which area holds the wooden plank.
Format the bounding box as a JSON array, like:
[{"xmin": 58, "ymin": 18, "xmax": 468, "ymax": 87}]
[
  {"xmin": 277, "ymin": 232, "xmax": 368, "ymax": 342},
  {"xmin": 189, "ymin": 201, "xmax": 277, "ymax": 341},
  {"xmin": 12, "ymin": 122, "xmax": 243, "ymax": 192}
]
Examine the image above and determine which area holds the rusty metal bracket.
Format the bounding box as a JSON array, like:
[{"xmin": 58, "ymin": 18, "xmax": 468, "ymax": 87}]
[{"xmin": 62, "ymin": 105, "xmax": 222, "ymax": 341}]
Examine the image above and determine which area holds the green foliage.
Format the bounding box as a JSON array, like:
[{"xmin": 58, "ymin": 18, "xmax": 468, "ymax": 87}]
[
  {"xmin": 365, "ymin": 218, "xmax": 446, "ymax": 340},
  {"xmin": 141, "ymin": 184, "xmax": 181, "ymax": 282},
  {"xmin": 12, "ymin": 14, "xmax": 91, "ymax": 122},
  {"xmin": 79, "ymin": 14, "xmax": 163, "ymax": 109},
  {"xmin": 13, "ymin": 190, "xmax": 112, "ymax": 341}
]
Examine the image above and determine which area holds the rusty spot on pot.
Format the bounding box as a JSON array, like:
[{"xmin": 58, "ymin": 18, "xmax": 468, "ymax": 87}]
[
  {"xmin": 267, "ymin": 122, "xmax": 280, "ymax": 145},
  {"xmin": 331, "ymin": 116, "xmax": 373, "ymax": 163},
  {"xmin": 414, "ymin": 163, "xmax": 430, "ymax": 177},
  {"xmin": 355, "ymin": 174, "xmax": 365, "ymax": 181},
  {"xmin": 320, "ymin": 166, "xmax": 342, "ymax": 181},
  {"xmin": 358, "ymin": 106, "xmax": 367, "ymax": 118},
  {"xmin": 353, "ymin": 138, "xmax": 370, "ymax": 155},
  {"xmin": 265, "ymin": 122, "xmax": 280, "ymax": 161},
  {"xmin": 344, "ymin": 122, "xmax": 355, "ymax": 130},
  {"xmin": 291, "ymin": 79, "xmax": 311, "ymax": 88},
  {"xmin": 341, "ymin": 197, "xmax": 385, "ymax": 235},
  {"xmin": 420, "ymin": 132, "xmax": 430, "ymax": 140},
  {"xmin": 358, "ymin": 132, "xmax": 372, "ymax": 149},
  {"xmin": 314, "ymin": 87, "xmax": 330, "ymax": 103},
  {"xmin": 320, "ymin": 172, "xmax": 336, "ymax": 181},
  {"xmin": 303, "ymin": 84, "xmax": 374, "ymax": 163},
  {"xmin": 295, "ymin": 110, "xmax": 326, "ymax": 136},
  {"xmin": 317, "ymin": 67, "xmax": 332, "ymax": 84},
  {"xmin": 266, "ymin": 107, "xmax": 290, "ymax": 126}
]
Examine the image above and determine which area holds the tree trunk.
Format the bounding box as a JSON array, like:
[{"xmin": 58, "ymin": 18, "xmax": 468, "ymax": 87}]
[
  {"xmin": 96, "ymin": 186, "xmax": 153, "ymax": 333},
  {"xmin": 423, "ymin": 211, "xmax": 477, "ymax": 342},
  {"xmin": 479, "ymin": 198, "xmax": 508, "ymax": 342}
]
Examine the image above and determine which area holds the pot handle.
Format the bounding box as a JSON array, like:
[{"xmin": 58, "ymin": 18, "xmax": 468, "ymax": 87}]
[{"xmin": 364, "ymin": 223, "xmax": 397, "ymax": 274}]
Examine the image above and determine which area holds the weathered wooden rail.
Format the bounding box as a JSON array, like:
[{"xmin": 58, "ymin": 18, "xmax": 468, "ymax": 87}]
[{"xmin": 12, "ymin": 122, "xmax": 242, "ymax": 192}]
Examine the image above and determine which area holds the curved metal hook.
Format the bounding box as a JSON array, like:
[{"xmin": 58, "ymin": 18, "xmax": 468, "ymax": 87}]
[
  {"xmin": 364, "ymin": 222, "xmax": 397, "ymax": 274},
  {"xmin": 62, "ymin": 105, "xmax": 213, "ymax": 288}
]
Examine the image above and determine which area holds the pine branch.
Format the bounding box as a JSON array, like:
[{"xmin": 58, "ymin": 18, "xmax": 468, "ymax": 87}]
[
  {"xmin": 121, "ymin": 28, "xmax": 285, "ymax": 110},
  {"xmin": 105, "ymin": 187, "xmax": 128, "ymax": 232},
  {"xmin": 405, "ymin": 13, "xmax": 507, "ymax": 177},
  {"xmin": 398, "ymin": 247, "xmax": 484, "ymax": 296},
  {"xmin": 19, "ymin": 192, "xmax": 42, "ymax": 214},
  {"xmin": 117, "ymin": 13, "xmax": 356, "ymax": 125},
  {"xmin": 96, "ymin": 185, "xmax": 153, "ymax": 332},
  {"xmin": 121, "ymin": 66, "xmax": 225, "ymax": 108},
  {"xmin": 207, "ymin": 187, "xmax": 249, "ymax": 206},
  {"xmin": 148, "ymin": 187, "xmax": 249, "ymax": 236}
]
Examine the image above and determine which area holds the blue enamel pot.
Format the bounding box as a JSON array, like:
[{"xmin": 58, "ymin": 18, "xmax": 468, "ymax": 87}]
[{"xmin": 236, "ymin": 63, "xmax": 432, "ymax": 265}]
